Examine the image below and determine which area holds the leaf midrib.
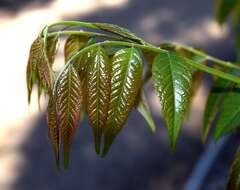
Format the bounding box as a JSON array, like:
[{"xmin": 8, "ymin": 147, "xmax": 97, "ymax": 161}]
[{"xmin": 166, "ymin": 52, "xmax": 177, "ymax": 140}]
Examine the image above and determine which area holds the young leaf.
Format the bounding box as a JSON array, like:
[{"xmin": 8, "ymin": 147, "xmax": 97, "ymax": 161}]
[
  {"xmin": 93, "ymin": 22, "xmax": 144, "ymax": 44},
  {"xmin": 102, "ymin": 47, "xmax": 143, "ymax": 156},
  {"xmin": 86, "ymin": 46, "xmax": 111, "ymax": 155},
  {"xmin": 64, "ymin": 35, "xmax": 89, "ymax": 62},
  {"xmin": 216, "ymin": 0, "xmax": 238, "ymax": 25},
  {"xmin": 226, "ymin": 148, "xmax": 240, "ymax": 190},
  {"xmin": 214, "ymin": 85, "xmax": 240, "ymax": 140},
  {"xmin": 152, "ymin": 51, "xmax": 192, "ymax": 150},
  {"xmin": 37, "ymin": 34, "xmax": 58, "ymax": 88},
  {"xmin": 55, "ymin": 64, "xmax": 83, "ymax": 168},
  {"xmin": 47, "ymin": 94, "xmax": 60, "ymax": 170},
  {"xmin": 26, "ymin": 34, "xmax": 59, "ymax": 103},
  {"xmin": 26, "ymin": 37, "xmax": 44, "ymax": 103},
  {"xmin": 137, "ymin": 92, "xmax": 156, "ymax": 132}
]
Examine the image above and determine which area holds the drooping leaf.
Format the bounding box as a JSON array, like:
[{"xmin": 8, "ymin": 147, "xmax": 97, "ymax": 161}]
[
  {"xmin": 47, "ymin": 93, "xmax": 60, "ymax": 170},
  {"xmin": 202, "ymin": 79, "xmax": 231, "ymax": 141},
  {"xmin": 137, "ymin": 91, "xmax": 156, "ymax": 132},
  {"xmin": 55, "ymin": 64, "xmax": 83, "ymax": 168},
  {"xmin": 214, "ymin": 84, "xmax": 240, "ymax": 140},
  {"xmin": 102, "ymin": 47, "xmax": 143, "ymax": 156},
  {"xmin": 26, "ymin": 37, "xmax": 44, "ymax": 103},
  {"xmin": 94, "ymin": 22, "xmax": 144, "ymax": 44},
  {"xmin": 202, "ymin": 69, "xmax": 240, "ymax": 142},
  {"xmin": 37, "ymin": 34, "xmax": 58, "ymax": 88},
  {"xmin": 226, "ymin": 148, "xmax": 240, "ymax": 190},
  {"xmin": 152, "ymin": 51, "xmax": 192, "ymax": 149},
  {"xmin": 216, "ymin": 0, "xmax": 238, "ymax": 24},
  {"xmin": 86, "ymin": 46, "xmax": 111, "ymax": 155},
  {"xmin": 26, "ymin": 34, "xmax": 59, "ymax": 103},
  {"xmin": 46, "ymin": 34, "xmax": 59, "ymax": 64},
  {"xmin": 64, "ymin": 35, "xmax": 92, "ymax": 122}
]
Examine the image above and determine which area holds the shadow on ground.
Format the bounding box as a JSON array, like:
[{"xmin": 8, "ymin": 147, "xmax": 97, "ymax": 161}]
[{"xmin": 9, "ymin": 0, "xmax": 240, "ymax": 189}]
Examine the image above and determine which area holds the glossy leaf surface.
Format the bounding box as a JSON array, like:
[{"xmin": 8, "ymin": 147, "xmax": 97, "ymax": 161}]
[
  {"xmin": 102, "ymin": 47, "xmax": 143, "ymax": 156},
  {"xmin": 56, "ymin": 64, "xmax": 83, "ymax": 168},
  {"xmin": 47, "ymin": 94, "xmax": 60, "ymax": 169},
  {"xmin": 26, "ymin": 34, "xmax": 58, "ymax": 103},
  {"xmin": 86, "ymin": 46, "xmax": 111, "ymax": 154},
  {"xmin": 152, "ymin": 51, "xmax": 192, "ymax": 149}
]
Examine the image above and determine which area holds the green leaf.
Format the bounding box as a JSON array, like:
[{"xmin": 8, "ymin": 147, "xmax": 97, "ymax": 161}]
[
  {"xmin": 94, "ymin": 22, "xmax": 144, "ymax": 44},
  {"xmin": 102, "ymin": 47, "xmax": 143, "ymax": 156},
  {"xmin": 214, "ymin": 84, "xmax": 240, "ymax": 140},
  {"xmin": 86, "ymin": 46, "xmax": 111, "ymax": 155},
  {"xmin": 216, "ymin": 0, "xmax": 238, "ymax": 24},
  {"xmin": 202, "ymin": 79, "xmax": 231, "ymax": 141},
  {"xmin": 47, "ymin": 93, "xmax": 60, "ymax": 170},
  {"xmin": 152, "ymin": 51, "xmax": 192, "ymax": 150},
  {"xmin": 137, "ymin": 92, "xmax": 156, "ymax": 132},
  {"xmin": 55, "ymin": 64, "xmax": 83, "ymax": 168},
  {"xmin": 226, "ymin": 148, "xmax": 240, "ymax": 190}
]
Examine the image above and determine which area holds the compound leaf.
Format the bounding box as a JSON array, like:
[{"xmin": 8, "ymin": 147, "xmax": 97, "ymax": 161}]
[
  {"xmin": 152, "ymin": 51, "xmax": 192, "ymax": 150},
  {"xmin": 56, "ymin": 64, "xmax": 83, "ymax": 168},
  {"xmin": 102, "ymin": 47, "xmax": 143, "ymax": 156},
  {"xmin": 86, "ymin": 46, "xmax": 111, "ymax": 155}
]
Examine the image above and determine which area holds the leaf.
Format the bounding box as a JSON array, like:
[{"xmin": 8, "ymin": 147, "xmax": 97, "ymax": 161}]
[
  {"xmin": 37, "ymin": 34, "xmax": 58, "ymax": 88},
  {"xmin": 216, "ymin": 0, "xmax": 238, "ymax": 24},
  {"xmin": 202, "ymin": 79, "xmax": 231, "ymax": 141},
  {"xmin": 94, "ymin": 22, "xmax": 144, "ymax": 44},
  {"xmin": 102, "ymin": 47, "xmax": 143, "ymax": 156},
  {"xmin": 26, "ymin": 37, "xmax": 44, "ymax": 103},
  {"xmin": 55, "ymin": 64, "xmax": 83, "ymax": 168},
  {"xmin": 214, "ymin": 84, "xmax": 240, "ymax": 140},
  {"xmin": 137, "ymin": 92, "xmax": 156, "ymax": 132},
  {"xmin": 64, "ymin": 35, "xmax": 89, "ymax": 62},
  {"xmin": 86, "ymin": 46, "xmax": 111, "ymax": 155},
  {"xmin": 226, "ymin": 148, "xmax": 240, "ymax": 190},
  {"xmin": 152, "ymin": 51, "xmax": 192, "ymax": 149},
  {"xmin": 26, "ymin": 34, "xmax": 59, "ymax": 103},
  {"xmin": 47, "ymin": 93, "xmax": 60, "ymax": 170}
]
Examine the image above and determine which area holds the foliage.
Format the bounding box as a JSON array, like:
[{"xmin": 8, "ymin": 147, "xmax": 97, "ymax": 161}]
[{"xmin": 26, "ymin": 19, "xmax": 240, "ymax": 188}]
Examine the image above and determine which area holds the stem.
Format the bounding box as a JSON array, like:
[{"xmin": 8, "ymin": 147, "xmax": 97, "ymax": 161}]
[
  {"xmin": 48, "ymin": 21, "xmax": 98, "ymax": 30},
  {"xmin": 48, "ymin": 30, "xmax": 126, "ymax": 41},
  {"xmin": 161, "ymin": 42, "xmax": 240, "ymax": 70},
  {"xmin": 66, "ymin": 40, "xmax": 240, "ymax": 84}
]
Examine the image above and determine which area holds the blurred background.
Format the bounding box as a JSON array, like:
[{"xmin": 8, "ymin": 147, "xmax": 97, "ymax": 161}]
[{"xmin": 0, "ymin": 0, "xmax": 239, "ymax": 190}]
